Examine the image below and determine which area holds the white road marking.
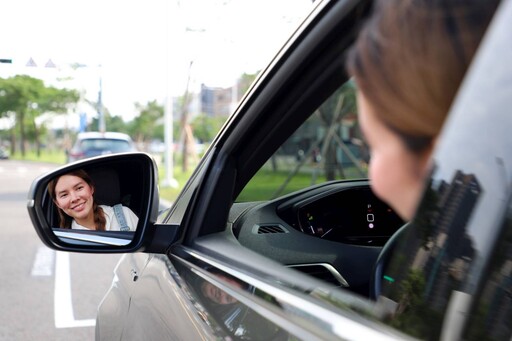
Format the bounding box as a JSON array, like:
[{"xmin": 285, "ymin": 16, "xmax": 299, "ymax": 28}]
[
  {"xmin": 54, "ymin": 251, "xmax": 96, "ymax": 328},
  {"xmin": 0, "ymin": 165, "xmax": 51, "ymax": 178},
  {"xmin": 31, "ymin": 246, "xmax": 55, "ymax": 277}
]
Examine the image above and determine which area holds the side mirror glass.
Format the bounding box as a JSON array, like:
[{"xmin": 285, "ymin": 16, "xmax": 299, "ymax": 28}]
[{"xmin": 27, "ymin": 152, "xmax": 160, "ymax": 252}]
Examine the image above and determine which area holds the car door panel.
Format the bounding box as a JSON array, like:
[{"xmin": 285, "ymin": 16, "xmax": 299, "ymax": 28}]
[
  {"xmin": 96, "ymin": 253, "xmax": 152, "ymax": 340},
  {"xmin": 122, "ymin": 250, "xmax": 329, "ymax": 340},
  {"xmin": 121, "ymin": 255, "xmax": 218, "ymax": 340},
  {"xmin": 180, "ymin": 235, "xmax": 412, "ymax": 340}
]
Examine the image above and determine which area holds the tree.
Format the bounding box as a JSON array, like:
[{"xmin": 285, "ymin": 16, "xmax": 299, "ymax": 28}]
[
  {"xmin": 0, "ymin": 75, "xmax": 41, "ymax": 155},
  {"xmin": 91, "ymin": 111, "xmax": 129, "ymax": 134},
  {"xmin": 315, "ymin": 80, "xmax": 360, "ymax": 180},
  {"xmin": 34, "ymin": 85, "xmax": 79, "ymax": 156},
  {"xmin": 238, "ymin": 72, "xmax": 258, "ymax": 97},
  {"xmin": 0, "ymin": 75, "xmax": 78, "ymax": 156},
  {"xmin": 191, "ymin": 114, "xmax": 227, "ymax": 143},
  {"xmin": 128, "ymin": 100, "xmax": 164, "ymax": 146}
]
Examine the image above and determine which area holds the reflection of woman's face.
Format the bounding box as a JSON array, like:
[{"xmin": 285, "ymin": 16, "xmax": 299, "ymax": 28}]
[
  {"xmin": 54, "ymin": 175, "xmax": 95, "ymax": 225},
  {"xmin": 201, "ymin": 277, "xmax": 241, "ymax": 305},
  {"xmin": 201, "ymin": 283, "xmax": 238, "ymax": 305},
  {"xmin": 358, "ymin": 92, "xmax": 431, "ymax": 221}
]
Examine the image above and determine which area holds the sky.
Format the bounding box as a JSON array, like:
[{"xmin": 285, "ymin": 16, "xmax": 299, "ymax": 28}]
[{"xmin": 1, "ymin": 0, "xmax": 313, "ymax": 125}]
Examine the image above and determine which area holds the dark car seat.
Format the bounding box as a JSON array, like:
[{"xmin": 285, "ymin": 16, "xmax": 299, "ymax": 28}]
[{"xmin": 89, "ymin": 168, "xmax": 122, "ymax": 206}]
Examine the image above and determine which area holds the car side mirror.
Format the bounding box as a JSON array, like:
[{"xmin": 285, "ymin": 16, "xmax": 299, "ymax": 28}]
[{"xmin": 27, "ymin": 152, "xmax": 160, "ymax": 252}]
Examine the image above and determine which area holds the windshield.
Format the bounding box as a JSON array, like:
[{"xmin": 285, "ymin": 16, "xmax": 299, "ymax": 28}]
[{"xmin": 80, "ymin": 139, "xmax": 132, "ymax": 152}]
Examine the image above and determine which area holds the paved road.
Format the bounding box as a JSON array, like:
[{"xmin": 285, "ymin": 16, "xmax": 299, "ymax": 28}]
[{"xmin": 0, "ymin": 160, "xmax": 123, "ymax": 340}]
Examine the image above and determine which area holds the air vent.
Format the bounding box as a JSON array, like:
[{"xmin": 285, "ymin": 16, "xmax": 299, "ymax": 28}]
[
  {"xmin": 252, "ymin": 224, "xmax": 288, "ymax": 234},
  {"xmin": 288, "ymin": 263, "xmax": 349, "ymax": 287}
]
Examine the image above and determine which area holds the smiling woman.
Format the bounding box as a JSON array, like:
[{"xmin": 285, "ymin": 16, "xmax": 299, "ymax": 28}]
[
  {"xmin": 47, "ymin": 169, "xmax": 138, "ymax": 231},
  {"xmin": 27, "ymin": 153, "xmax": 159, "ymax": 251}
]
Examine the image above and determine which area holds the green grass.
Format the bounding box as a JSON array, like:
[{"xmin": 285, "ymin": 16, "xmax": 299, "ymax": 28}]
[
  {"xmin": 237, "ymin": 166, "xmax": 368, "ymax": 201},
  {"xmin": 157, "ymin": 167, "xmax": 194, "ymax": 203},
  {"xmin": 237, "ymin": 170, "xmax": 327, "ymax": 202},
  {"xmin": 11, "ymin": 150, "xmax": 67, "ymax": 164}
]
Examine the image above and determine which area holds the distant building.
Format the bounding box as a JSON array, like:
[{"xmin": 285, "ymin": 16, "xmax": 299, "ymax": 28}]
[{"xmin": 200, "ymin": 84, "xmax": 235, "ymax": 117}]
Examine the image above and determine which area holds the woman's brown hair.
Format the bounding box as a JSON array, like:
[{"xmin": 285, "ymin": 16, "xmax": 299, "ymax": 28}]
[
  {"xmin": 346, "ymin": 0, "xmax": 499, "ymax": 152},
  {"xmin": 48, "ymin": 169, "xmax": 107, "ymax": 230}
]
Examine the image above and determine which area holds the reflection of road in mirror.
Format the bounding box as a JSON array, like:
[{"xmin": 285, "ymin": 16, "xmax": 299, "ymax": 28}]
[{"xmin": 54, "ymin": 230, "xmax": 133, "ymax": 246}]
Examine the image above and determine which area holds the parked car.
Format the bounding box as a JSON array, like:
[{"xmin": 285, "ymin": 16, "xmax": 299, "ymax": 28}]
[
  {"xmin": 67, "ymin": 131, "xmax": 137, "ymax": 163},
  {"xmin": 0, "ymin": 147, "xmax": 8, "ymax": 160},
  {"xmin": 27, "ymin": 0, "xmax": 512, "ymax": 340}
]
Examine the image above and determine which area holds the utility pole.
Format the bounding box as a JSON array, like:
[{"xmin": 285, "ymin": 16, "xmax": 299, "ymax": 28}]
[
  {"xmin": 163, "ymin": 95, "xmax": 178, "ymax": 188},
  {"xmin": 179, "ymin": 60, "xmax": 194, "ymax": 173},
  {"xmin": 161, "ymin": 0, "xmax": 179, "ymax": 188},
  {"xmin": 97, "ymin": 65, "xmax": 105, "ymax": 133}
]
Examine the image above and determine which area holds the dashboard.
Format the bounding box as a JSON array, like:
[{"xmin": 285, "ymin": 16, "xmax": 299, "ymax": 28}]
[
  {"xmin": 233, "ymin": 181, "xmax": 404, "ymax": 296},
  {"xmin": 295, "ymin": 187, "xmax": 404, "ymax": 246}
]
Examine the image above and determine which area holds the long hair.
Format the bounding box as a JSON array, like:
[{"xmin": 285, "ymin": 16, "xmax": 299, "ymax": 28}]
[
  {"xmin": 346, "ymin": 0, "xmax": 499, "ymax": 153},
  {"xmin": 48, "ymin": 169, "xmax": 107, "ymax": 230}
]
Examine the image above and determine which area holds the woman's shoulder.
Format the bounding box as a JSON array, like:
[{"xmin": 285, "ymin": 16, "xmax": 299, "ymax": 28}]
[
  {"xmin": 99, "ymin": 205, "xmax": 114, "ymax": 215},
  {"xmin": 71, "ymin": 220, "xmax": 89, "ymax": 230},
  {"xmin": 121, "ymin": 205, "xmax": 138, "ymax": 220}
]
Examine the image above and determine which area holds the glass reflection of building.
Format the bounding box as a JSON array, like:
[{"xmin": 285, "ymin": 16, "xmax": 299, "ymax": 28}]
[
  {"xmin": 465, "ymin": 202, "xmax": 512, "ymax": 340},
  {"xmin": 424, "ymin": 170, "xmax": 480, "ymax": 309},
  {"xmin": 380, "ymin": 170, "xmax": 482, "ymax": 340}
]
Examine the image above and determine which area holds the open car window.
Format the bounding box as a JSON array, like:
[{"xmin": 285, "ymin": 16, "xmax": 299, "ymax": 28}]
[{"xmin": 237, "ymin": 79, "xmax": 368, "ymax": 202}]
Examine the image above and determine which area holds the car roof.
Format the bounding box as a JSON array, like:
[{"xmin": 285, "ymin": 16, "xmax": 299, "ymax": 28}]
[{"xmin": 76, "ymin": 131, "xmax": 133, "ymax": 141}]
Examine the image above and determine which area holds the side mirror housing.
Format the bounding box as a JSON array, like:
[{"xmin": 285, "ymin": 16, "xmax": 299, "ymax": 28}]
[{"xmin": 27, "ymin": 152, "xmax": 161, "ymax": 253}]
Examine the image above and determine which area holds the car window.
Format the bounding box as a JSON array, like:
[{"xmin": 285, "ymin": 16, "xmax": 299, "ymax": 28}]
[
  {"xmin": 80, "ymin": 139, "xmax": 132, "ymax": 152},
  {"xmin": 237, "ymin": 80, "xmax": 368, "ymax": 202}
]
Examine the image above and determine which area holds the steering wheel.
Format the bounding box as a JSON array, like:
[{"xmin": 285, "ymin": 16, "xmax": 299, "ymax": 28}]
[{"xmin": 369, "ymin": 222, "xmax": 411, "ymax": 300}]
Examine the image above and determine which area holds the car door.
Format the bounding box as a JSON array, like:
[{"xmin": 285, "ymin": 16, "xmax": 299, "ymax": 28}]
[
  {"xmin": 117, "ymin": 1, "xmax": 512, "ymax": 340},
  {"xmin": 112, "ymin": 0, "xmax": 414, "ymax": 339}
]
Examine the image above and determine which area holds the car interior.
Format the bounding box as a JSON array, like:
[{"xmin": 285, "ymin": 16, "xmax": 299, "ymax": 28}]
[
  {"xmin": 234, "ymin": 181, "xmax": 404, "ymax": 297},
  {"xmin": 227, "ymin": 78, "xmax": 406, "ymax": 298}
]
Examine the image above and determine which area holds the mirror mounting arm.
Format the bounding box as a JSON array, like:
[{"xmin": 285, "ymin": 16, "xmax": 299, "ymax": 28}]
[{"xmin": 143, "ymin": 223, "xmax": 180, "ymax": 253}]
